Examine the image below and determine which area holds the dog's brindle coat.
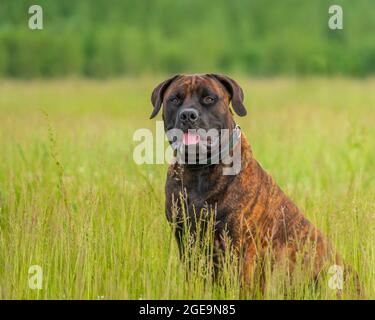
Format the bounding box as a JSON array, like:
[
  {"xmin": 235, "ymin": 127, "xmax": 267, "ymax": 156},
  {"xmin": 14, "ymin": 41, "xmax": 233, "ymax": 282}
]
[{"xmin": 150, "ymin": 74, "xmax": 344, "ymax": 291}]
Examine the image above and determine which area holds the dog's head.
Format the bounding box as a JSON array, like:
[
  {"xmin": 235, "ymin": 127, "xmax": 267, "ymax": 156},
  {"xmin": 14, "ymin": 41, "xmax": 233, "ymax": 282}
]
[{"xmin": 150, "ymin": 74, "xmax": 247, "ymax": 150}]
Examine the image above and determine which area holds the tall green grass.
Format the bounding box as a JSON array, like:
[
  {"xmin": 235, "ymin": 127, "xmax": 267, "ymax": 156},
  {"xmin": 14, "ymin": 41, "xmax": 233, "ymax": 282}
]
[{"xmin": 0, "ymin": 77, "xmax": 374, "ymax": 299}]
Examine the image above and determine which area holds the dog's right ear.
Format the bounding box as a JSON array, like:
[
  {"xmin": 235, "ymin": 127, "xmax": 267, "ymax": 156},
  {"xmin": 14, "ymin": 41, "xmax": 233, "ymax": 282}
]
[{"xmin": 150, "ymin": 75, "xmax": 180, "ymax": 119}]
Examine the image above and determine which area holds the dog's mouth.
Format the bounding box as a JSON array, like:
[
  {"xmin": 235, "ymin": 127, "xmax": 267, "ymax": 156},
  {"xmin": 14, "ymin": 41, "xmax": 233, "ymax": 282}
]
[
  {"xmin": 167, "ymin": 124, "xmax": 241, "ymax": 166},
  {"xmin": 182, "ymin": 132, "xmax": 200, "ymax": 145},
  {"xmin": 167, "ymin": 122, "xmax": 221, "ymax": 148},
  {"xmin": 178, "ymin": 130, "xmax": 219, "ymax": 148},
  {"xmin": 168, "ymin": 128, "xmax": 220, "ymax": 161}
]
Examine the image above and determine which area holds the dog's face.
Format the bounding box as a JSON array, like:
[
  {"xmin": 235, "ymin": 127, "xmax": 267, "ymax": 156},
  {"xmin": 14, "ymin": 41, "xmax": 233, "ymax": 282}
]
[{"xmin": 151, "ymin": 74, "xmax": 246, "ymax": 133}]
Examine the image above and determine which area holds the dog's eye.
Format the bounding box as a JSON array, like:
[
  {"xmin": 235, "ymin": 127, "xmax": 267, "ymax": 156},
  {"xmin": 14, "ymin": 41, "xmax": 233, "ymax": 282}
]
[
  {"xmin": 170, "ymin": 97, "xmax": 181, "ymax": 105},
  {"xmin": 203, "ymin": 96, "xmax": 215, "ymax": 105}
]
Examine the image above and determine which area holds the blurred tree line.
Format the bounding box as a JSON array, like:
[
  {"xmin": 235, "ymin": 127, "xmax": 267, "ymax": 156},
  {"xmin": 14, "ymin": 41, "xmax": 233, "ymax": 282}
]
[{"xmin": 0, "ymin": 0, "xmax": 374, "ymax": 78}]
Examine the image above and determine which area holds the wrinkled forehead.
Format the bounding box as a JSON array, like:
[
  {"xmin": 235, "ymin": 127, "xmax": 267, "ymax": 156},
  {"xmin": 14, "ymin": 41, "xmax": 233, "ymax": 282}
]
[{"xmin": 164, "ymin": 75, "xmax": 228, "ymax": 98}]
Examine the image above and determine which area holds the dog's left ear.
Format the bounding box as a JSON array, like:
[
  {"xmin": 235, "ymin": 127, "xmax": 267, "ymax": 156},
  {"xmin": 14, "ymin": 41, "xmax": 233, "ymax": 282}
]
[
  {"xmin": 150, "ymin": 75, "xmax": 180, "ymax": 119},
  {"xmin": 208, "ymin": 74, "xmax": 247, "ymax": 117}
]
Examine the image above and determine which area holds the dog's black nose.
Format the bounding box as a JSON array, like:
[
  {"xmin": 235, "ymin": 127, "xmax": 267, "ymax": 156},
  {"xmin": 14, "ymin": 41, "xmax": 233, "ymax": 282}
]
[{"xmin": 179, "ymin": 108, "xmax": 199, "ymax": 124}]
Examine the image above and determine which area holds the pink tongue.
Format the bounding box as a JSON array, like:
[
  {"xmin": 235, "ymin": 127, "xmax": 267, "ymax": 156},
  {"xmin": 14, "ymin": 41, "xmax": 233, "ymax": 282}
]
[{"xmin": 183, "ymin": 132, "xmax": 200, "ymax": 145}]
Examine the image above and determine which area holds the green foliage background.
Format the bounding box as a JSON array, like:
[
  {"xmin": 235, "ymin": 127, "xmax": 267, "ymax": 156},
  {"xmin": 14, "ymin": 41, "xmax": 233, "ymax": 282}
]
[{"xmin": 1, "ymin": 0, "xmax": 375, "ymax": 77}]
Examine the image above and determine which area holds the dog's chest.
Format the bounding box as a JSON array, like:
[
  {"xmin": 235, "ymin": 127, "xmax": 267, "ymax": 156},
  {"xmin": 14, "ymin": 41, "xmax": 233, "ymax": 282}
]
[{"xmin": 165, "ymin": 167, "xmax": 235, "ymax": 227}]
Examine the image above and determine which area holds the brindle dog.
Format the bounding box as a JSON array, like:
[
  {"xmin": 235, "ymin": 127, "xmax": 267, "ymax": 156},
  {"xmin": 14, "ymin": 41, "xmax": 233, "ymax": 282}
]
[{"xmin": 150, "ymin": 74, "xmax": 359, "ymax": 296}]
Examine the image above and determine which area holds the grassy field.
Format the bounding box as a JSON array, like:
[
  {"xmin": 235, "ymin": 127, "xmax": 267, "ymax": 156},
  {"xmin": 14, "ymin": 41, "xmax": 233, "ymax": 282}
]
[{"xmin": 0, "ymin": 77, "xmax": 374, "ymax": 299}]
